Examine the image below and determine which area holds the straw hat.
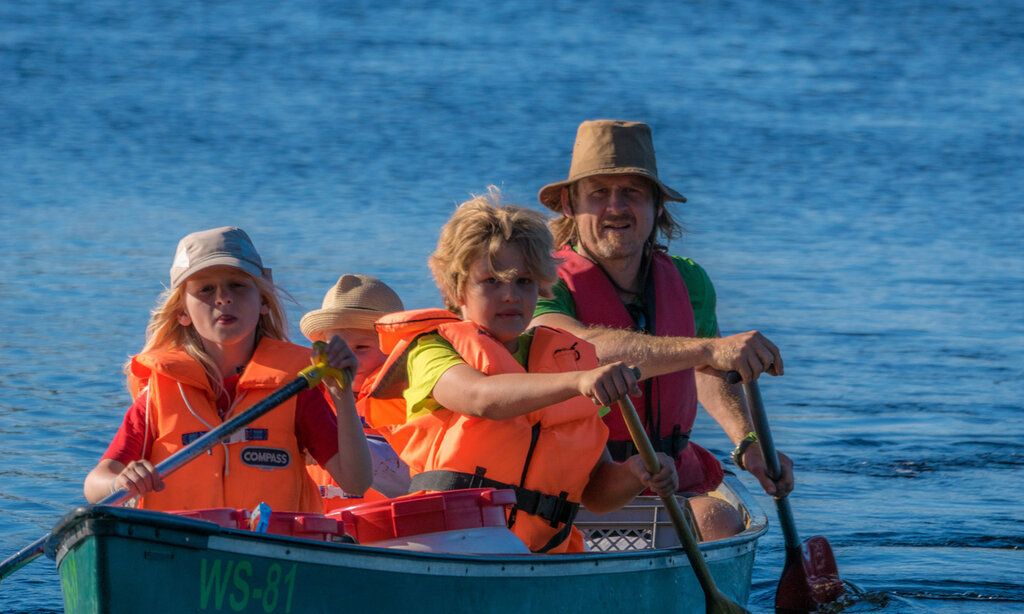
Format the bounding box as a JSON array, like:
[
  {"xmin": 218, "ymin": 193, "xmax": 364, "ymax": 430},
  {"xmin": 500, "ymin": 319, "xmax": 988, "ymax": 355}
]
[
  {"xmin": 538, "ymin": 120, "xmax": 686, "ymax": 211},
  {"xmin": 170, "ymin": 226, "xmax": 270, "ymax": 289},
  {"xmin": 300, "ymin": 275, "xmax": 404, "ymax": 340}
]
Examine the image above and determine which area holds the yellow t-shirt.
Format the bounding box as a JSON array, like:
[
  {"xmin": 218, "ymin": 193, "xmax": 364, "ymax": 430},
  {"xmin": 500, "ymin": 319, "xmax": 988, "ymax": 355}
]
[
  {"xmin": 403, "ymin": 331, "xmax": 609, "ymax": 419},
  {"xmin": 403, "ymin": 332, "xmax": 531, "ymax": 420}
]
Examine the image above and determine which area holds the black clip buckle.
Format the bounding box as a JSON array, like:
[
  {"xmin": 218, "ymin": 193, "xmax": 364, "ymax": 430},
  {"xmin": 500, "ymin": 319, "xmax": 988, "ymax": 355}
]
[
  {"xmin": 469, "ymin": 466, "xmax": 487, "ymax": 489},
  {"xmin": 544, "ymin": 491, "xmax": 571, "ymax": 528}
]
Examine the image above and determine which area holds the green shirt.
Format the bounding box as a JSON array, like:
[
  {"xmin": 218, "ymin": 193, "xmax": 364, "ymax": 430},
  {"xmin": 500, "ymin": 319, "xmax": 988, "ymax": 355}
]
[{"xmin": 534, "ymin": 255, "xmax": 719, "ymax": 338}]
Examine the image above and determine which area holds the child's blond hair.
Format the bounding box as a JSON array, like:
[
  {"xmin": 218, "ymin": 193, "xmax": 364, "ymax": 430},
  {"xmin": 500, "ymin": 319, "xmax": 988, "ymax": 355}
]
[
  {"xmin": 125, "ymin": 274, "xmax": 290, "ymax": 397},
  {"xmin": 429, "ymin": 187, "xmax": 558, "ymax": 311}
]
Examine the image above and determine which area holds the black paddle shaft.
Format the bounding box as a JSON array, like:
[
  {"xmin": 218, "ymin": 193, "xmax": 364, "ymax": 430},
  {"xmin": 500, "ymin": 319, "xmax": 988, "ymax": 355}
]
[{"xmin": 726, "ymin": 372, "xmax": 802, "ymax": 552}]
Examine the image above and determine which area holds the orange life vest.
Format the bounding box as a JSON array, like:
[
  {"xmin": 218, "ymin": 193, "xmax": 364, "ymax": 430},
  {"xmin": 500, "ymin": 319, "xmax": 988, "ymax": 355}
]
[
  {"xmin": 360, "ymin": 310, "xmax": 462, "ymax": 431},
  {"xmin": 366, "ymin": 309, "xmax": 609, "ymax": 553},
  {"xmin": 304, "ymin": 367, "xmax": 390, "ymax": 512},
  {"xmin": 305, "ymin": 462, "xmax": 388, "ymax": 512},
  {"xmin": 357, "ymin": 377, "xmax": 408, "ymax": 429},
  {"xmin": 127, "ymin": 338, "xmax": 323, "ymax": 513}
]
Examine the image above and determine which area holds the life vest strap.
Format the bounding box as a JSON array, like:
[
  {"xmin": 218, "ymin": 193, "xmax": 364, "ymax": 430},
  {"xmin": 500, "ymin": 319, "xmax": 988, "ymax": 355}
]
[
  {"xmin": 409, "ymin": 469, "xmax": 580, "ymax": 529},
  {"xmin": 607, "ymin": 425, "xmax": 691, "ymax": 461}
]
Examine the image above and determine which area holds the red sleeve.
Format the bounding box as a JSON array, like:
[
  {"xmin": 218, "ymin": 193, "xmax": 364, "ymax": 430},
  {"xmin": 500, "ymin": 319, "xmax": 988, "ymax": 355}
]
[
  {"xmin": 101, "ymin": 392, "xmax": 154, "ymax": 465},
  {"xmin": 294, "ymin": 386, "xmax": 339, "ymax": 466}
]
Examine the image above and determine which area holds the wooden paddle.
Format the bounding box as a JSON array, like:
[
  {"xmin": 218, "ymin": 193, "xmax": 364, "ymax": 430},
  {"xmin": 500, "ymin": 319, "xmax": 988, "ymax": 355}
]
[
  {"xmin": 0, "ymin": 344, "xmax": 349, "ymax": 583},
  {"xmin": 727, "ymin": 373, "xmax": 845, "ymax": 612},
  {"xmin": 618, "ymin": 396, "xmax": 749, "ymax": 614}
]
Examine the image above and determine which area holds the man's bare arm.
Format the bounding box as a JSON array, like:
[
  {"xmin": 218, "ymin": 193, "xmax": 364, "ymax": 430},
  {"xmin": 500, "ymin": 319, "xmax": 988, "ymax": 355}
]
[
  {"xmin": 695, "ymin": 368, "xmax": 795, "ymax": 497},
  {"xmin": 531, "ymin": 312, "xmax": 783, "ymax": 382},
  {"xmin": 694, "ymin": 368, "xmax": 751, "ymax": 443}
]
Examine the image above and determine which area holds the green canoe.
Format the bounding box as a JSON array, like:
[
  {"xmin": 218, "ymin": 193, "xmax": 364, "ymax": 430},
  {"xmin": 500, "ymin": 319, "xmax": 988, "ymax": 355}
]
[{"xmin": 48, "ymin": 473, "xmax": 766, "ymax": 613}]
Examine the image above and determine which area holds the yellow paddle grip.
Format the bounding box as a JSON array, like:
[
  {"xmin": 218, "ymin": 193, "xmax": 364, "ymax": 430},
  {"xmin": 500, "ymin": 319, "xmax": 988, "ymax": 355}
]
[{"xmin": 298, "ymin": 341, "xmax": 351, "ymax": 389}]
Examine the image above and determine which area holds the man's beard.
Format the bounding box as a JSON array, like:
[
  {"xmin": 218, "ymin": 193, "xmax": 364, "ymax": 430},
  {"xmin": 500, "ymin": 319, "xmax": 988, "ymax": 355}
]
[{"xmin": 582, "ymin": 227, "xmax": 646, "ymax": 263}]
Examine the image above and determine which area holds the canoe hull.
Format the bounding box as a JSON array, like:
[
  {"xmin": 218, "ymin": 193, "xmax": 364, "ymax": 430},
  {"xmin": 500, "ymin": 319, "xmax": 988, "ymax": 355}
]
[{"xmin": 52, "ymin": 475, "xmax": 766, "ymax": 613}]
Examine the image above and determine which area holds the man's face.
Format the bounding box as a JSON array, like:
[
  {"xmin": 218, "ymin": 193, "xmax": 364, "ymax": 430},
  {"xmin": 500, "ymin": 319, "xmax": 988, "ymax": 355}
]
[{"xmin": 564, "ymin": 174, "xmax": 658, "ymax": 262}]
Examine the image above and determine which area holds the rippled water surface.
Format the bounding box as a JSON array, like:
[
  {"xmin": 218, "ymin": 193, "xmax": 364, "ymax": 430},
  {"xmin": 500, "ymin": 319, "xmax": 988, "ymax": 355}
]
[{"xmin": 1, "ymin": 1, "xmax": 1022, "ymax": 612}]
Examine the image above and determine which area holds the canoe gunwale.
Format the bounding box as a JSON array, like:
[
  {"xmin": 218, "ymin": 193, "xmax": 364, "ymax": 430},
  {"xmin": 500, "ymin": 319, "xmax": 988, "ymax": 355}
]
[{"xmin": 48, "ymin": 471, "xmax": 767, "ymax": 572}]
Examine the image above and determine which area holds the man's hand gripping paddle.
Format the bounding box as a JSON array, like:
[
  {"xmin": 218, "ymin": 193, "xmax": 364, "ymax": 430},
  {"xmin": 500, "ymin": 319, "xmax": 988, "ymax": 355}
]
[{"xmin": 727, "ymin": 371, "xmax": 844, "ymax": 612}]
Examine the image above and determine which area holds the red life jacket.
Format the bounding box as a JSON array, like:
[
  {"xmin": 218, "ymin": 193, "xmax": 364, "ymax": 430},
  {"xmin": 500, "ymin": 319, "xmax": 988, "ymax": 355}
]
[
  {"xmin": 556, "ymin": 246, "xmax": 723, "ymax": 494},
  {"xmin": 364, "ymin": 309, "xmax": 609, "ymax": 553}
]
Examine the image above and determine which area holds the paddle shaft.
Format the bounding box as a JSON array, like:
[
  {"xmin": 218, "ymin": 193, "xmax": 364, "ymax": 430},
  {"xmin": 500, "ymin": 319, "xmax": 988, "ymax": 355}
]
[
  {"xmin": 0, "ymin": 361, "xmax": 345, "ymax": 582},
  {"xmin": 618, "ymin": 397, "xmax": 747, "ymax": 614},
  {"xmin": 726, "ymin": 372, "xmax": 801, "ymax": 551},
  {"xmin": 743, "ymin": 381, "xmax": 802, "ymax": 551}
]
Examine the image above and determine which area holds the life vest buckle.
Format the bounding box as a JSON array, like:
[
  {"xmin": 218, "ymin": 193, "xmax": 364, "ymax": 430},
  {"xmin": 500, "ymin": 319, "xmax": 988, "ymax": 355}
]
[
  {"xmin": 469, "ymin": 466, "xmax": 487, "ymax": 489},
  {"xmin": 540, "ymin": 491, "xmax": 572, "ymax": 528}
]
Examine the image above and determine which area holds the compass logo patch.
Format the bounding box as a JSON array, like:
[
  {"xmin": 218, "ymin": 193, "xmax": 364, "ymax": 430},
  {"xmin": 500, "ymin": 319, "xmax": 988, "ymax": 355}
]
[{"xmin": 241, "ymin": 447, "xmax": 290, "ymax": 468}]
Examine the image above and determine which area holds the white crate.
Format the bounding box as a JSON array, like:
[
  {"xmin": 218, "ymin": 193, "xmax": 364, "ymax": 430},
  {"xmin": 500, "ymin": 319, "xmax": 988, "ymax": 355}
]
[{"xmin": 575, "ymin": 495, "xmax": 692, "ymax": 552}]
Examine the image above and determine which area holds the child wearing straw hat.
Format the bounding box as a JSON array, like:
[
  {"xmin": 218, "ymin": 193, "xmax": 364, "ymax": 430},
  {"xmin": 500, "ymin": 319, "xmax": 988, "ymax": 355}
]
[
  {"xmin": 300, "ymin": 274, "xmax": 411, "ymax": 510},
  {"xmin": 83, "ymin": 227, "xmax": 372, "ymax": 512}
]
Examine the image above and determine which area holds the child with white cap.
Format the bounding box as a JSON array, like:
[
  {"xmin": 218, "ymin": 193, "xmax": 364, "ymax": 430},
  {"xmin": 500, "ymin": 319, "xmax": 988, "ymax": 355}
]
[
  {"xmin": 84, "ymin": 227, "xmax": 373, "ymax": 512},
  {"xmin": 300, "ymin": 274, "xmax": 411, "ymax": 510}
]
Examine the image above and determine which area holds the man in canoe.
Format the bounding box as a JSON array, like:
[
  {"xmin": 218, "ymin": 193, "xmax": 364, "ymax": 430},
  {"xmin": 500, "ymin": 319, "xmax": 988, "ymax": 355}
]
[{"xmin": 532, "ymin": 120, "xmax": 795, "ymax": 539}]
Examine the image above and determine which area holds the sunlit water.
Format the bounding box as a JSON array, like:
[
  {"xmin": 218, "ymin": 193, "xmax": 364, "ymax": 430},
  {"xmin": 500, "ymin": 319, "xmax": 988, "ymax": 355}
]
[{"xmin": 1, "ymin": 1, "xmax": 1021, "ymax": 612}]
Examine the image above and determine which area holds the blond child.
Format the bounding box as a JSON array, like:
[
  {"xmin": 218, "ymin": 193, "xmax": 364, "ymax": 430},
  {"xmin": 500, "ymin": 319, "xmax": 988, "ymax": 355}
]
[
  {"xmin": 300, "ymin": 274, "xmax": 411, "ymax": 510},
  {"xmin": 84, "ymin": 227, "xmax": 372, "ymax": 512},
  {"xmin": 376, "ymin": 189, "xmax": 678, "ymax": 553}
]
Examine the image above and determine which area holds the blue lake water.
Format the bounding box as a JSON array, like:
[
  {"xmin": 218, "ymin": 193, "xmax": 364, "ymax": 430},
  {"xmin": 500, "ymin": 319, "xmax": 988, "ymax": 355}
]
[{"xmin": 1, "ymin": 1, "xmax": 1022, "ymax": 611}]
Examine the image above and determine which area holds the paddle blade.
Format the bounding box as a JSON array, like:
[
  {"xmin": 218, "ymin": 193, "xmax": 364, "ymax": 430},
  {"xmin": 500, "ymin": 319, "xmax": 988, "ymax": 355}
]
[
  {"xmin": 804, "ymin": 536, "xmax": 845, "ymax": 605},
  {"xmin": 775, "ymin": 536, "xmax": 844, "ymax": 612}
]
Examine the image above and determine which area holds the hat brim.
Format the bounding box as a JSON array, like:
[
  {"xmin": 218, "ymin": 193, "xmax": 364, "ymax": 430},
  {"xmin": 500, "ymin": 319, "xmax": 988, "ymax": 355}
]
[
  {"xmin": 171, "ymin": 256, "xmax": 267, "ymax": 289},
  {"xmin": 300, "ymin": 308, "xmax": 387, "ymax": 340},
  {"xmin": 538, "ymin": 167, "xmax": 686, "ymax": 211}
]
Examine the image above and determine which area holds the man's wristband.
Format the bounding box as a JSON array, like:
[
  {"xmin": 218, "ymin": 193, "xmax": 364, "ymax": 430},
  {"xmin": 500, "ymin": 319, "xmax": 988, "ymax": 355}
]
[{"xmin": 731, "ymin": 432, "xmax": 758, "ymax": 470}]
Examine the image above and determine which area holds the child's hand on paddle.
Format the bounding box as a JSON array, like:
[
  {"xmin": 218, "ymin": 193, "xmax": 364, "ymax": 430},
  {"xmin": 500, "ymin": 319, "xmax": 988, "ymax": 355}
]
[
  {"xmin": 113, "ymin": 460, "xmax": 164, "ymax": 498},
  {"xmin": 626, "ymin": 452, "xmax": 678, "ymax": 498},
  {"xmin": 316, "ymin": 335, "xmax": 359, "ymax": 395},
  {"xmin": 578, "ymin": 362, "xmax": 640, "ymax": 406}
]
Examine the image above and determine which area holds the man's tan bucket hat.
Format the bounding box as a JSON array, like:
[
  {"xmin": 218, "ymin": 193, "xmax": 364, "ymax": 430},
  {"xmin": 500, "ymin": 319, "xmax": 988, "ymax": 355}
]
[
  {"xmin": 170, "ymin": 226, "xmax": 270, "ymax": 289},
  {"xmin": 300, "ymin": 274, "xmax": 404, "ymax": 340},
  {"xmin": 538, "ymin": 119, "xmax": 686, "ymax": 211}
]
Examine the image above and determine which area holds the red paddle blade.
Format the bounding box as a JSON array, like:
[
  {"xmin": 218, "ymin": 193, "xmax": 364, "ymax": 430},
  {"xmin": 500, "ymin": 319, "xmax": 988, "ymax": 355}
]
[
  {"xmin": 775, "ymin": 536, "xmax": 844, "ymax": 612},
  {"xmin": 804, "ymin": 536, "xmax": 845, "ymax": 604}
]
